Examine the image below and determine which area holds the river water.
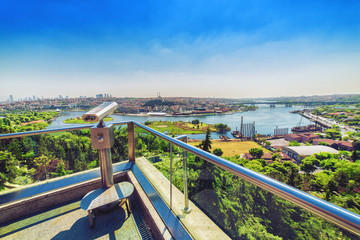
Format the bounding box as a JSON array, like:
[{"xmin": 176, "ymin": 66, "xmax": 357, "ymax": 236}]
[{"xmin": 47, "ymin": 105, "xmax": 311, "ymax": 140}]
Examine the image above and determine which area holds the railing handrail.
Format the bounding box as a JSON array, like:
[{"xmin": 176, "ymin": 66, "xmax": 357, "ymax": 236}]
[
  {"xmin": 0, "ymin": 120, "xmax": 359, "ymax": 235},
  {"xmin": 0, "ymin": 121, "xmax": 131, "ymax": 139}
]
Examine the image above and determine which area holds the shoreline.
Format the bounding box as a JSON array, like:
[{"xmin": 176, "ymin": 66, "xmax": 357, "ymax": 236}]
[{"xmin": 114, "ymin": 110, "xmax": 245, "ymax": 117}]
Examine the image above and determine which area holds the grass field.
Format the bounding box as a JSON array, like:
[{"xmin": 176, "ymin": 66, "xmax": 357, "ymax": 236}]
[
  {"xmin": 188, "ymin": 140, "xmax": 270, "ymax": 157},
  {"xmin": 140, "ymin": 121, "xmax": 216, "ymax": 135}
]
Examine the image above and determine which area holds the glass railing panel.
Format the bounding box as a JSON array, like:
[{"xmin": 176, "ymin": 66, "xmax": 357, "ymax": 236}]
[
  {"xmin": 0, "ymin": 129, "xmax": 99, "ymax": 192},
  {"xmin": 182, "ymin": 152, "xmax": 357, "ymax": 239},
  {"xmin": 111, "ymin": 125, "xmax": 129, "ymax": 163},
  {"xmin": 134, "ymin": 127, "xmax": 175, "ymax": 205}
]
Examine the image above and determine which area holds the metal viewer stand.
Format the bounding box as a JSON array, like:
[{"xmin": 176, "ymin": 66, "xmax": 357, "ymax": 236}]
[
  {"xmin": 85, "ymin": 102, "xmax": 118, "ymax": 188},
  {"xmin": 80, "ymin": 102, "xmax": 134, "ymax": 227}
]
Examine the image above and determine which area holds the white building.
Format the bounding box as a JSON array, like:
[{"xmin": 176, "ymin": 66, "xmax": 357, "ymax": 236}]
[{"xmin": 282, "ymin": 146, "xmax": 339, "ymax": 164}]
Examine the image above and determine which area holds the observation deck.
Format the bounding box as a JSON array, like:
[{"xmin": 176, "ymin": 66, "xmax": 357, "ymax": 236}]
[{"xmin": 0, "ymin": 121, "xmax": 359, "ymax": 239}]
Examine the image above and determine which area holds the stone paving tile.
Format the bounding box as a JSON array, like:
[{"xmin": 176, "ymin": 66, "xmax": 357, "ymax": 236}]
[{"xmin": 0, "ymin": 200, "xmax": 141, "ymax": 240}]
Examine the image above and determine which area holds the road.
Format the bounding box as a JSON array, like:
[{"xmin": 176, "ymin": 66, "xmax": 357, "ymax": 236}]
[{"xmin": 302, "ymin": 111, "xmax": 356, "ymax": 134}]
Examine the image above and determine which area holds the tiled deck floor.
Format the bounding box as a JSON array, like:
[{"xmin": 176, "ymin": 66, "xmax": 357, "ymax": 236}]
[{"xmin": 0, "ymin": 198, "xmax": 145, "ymax": 240}]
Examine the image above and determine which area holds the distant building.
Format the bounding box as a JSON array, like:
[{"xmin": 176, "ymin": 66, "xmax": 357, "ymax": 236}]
[
  {"xmin": 282, "ymin": 146, "xmax": 339, "ymax": 164},
  {"xmin": 9, "ymin": 95, "xmax": 13, "ymax": 103},
  {"xmin": 312, "ymin": 139, "xmax": 354, "ymax": 151},
  {"xmin": 285, "ymin": 133, "xmax": 319, "ymax": 143},
  {"xmin": 96, "ymin": 94, "xmax": 103, "ymax": 98}
]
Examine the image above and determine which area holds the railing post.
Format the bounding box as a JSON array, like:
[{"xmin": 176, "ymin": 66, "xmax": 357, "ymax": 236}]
[
  {"xmin": 128, "ymin": 122, "xmax": 135, "ymax": 161},
  {"xmin": 182, "ymin": 137, "xmax": 191, "ymax": 213},
  {"xmin": 170, "ymin": 143, "xmax": 173, "ymax": 210}
]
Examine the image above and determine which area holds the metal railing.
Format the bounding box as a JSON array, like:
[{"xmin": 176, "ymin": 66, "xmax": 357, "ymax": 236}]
[{"xmin": 0, "ymin": 120, "xmax": 359, "ymax": 236}]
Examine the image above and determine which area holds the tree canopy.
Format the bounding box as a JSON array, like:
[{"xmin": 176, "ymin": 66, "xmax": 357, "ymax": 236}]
[{"xmin": 249, "ymin": 148, "xmax": 264, "ymax": 159}]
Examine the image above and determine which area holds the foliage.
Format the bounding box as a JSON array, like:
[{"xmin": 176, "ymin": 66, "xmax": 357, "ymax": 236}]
[
  {"xmin": 271, "ymin": 153, "xmax": 282, "ymax": 161},
  {"xmin": 249, "ymin": 148, "xmax": 264, "ymax": 159},
  {"xmin": 191, "ymin": 119, "xmax": 200, "ymax": 125},
  {"xmin": 213, "ymin": 148, "xmax": 223, "ymax": 156},
  {"xmin": 325, "ymin": 128, "xmax": 342, "ymax": 140},
  {"xmin": 352, "ymin": 141, "xmax": 360, "ymax": 161},
  {"xmin": 0, "ymin": 111, "xmax": 58, "ymax": 134},
  {"xmin": 214, "ymin": 123, "xmax": 231, "ymax": 132},
  {"xmin": 189, "ymin": 140, "xmax": 270, "ymax": 157},
  {"xmin": 300, "ymin": 156, "xmax": 318, "ymax": 174},
  {"xmin": 33, "ymin": 155, "xmax": 51, "ymax": 179},
  {"xmin": 137, "ymin": 120, "xmax": 215, "ymax": 135},
  {"xmin": 0, "ymin": 126, "xmax": 99, "ymax": 185},
  {"xmin": 198, "ymin": 128, "xmax": 212, "ymax": 153},
  {"xmin": 289, "ymin": 141, "xmax": 301, "ymax": 146},
  {"xmin": 0, "ymin": 151, "xmax": 18, "ymax": 189}
]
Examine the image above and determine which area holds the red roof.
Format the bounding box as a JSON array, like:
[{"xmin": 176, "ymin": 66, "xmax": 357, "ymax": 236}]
[{"xmin": 313, "ymin": 139, "xmax": 336, "ymax": 145}]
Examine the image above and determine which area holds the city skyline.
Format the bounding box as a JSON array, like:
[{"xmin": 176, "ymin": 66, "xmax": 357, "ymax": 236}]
[{"xmin": 1, "ymin": 0, "xmax": 360, "ymax": 101}]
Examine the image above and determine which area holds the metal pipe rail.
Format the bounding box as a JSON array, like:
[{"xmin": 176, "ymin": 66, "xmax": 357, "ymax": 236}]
[{"xmin": 0, "ymin": 120, "xmax": 359, "ymax": 236}]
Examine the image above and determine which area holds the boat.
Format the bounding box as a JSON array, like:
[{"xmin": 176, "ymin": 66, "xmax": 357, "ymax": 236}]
[
  {"xmin": 291, "ymin": 124, "xmax": 322, "ymax": 133},
  {"xmin": 231, "ymin": 130, "xmax": 242, "ymax": 139},
  {"xmin": 146, "ymin": 112, "xmax": 167, "ymax": 116},
  {"xmin": 219, "ymin": 135, "xmax": 230, "ymax": 140}
]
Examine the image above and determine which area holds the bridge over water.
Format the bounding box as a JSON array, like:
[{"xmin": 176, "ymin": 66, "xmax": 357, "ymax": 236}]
[{"xmin": 231, "ymin": 101, "xmax": 359, "ymax": 107}]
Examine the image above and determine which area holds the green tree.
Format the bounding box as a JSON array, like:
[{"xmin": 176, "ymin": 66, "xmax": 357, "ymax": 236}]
[
  {"xmin": 213, "ymin": 148, "xmax": 223, "ymax": 156},
  {"xmin": 289, "ymin": 141, "xmax": 301, "ymax": 146},
  {"xmin": 351, "ymin": 141, "xmax": 360, "ymax": 161},
  {"xmin": 271, "ymin": 153, "xmax": 282, "ymax": 161},
  {"xmin": 214, "ymin": 123, "xmax": 230, "ymax": 133},
  {"xmin": 192, "ymin": 119, "xmax": 200, "ymax": 125},
  {"xmin": 2, "ymin": 118, "xmax": 11, "ymax": 127},
  {"xmin": 198, "ymin": 128, "xmax": 212, "ymax": 153},
  {"xmin": 283, "ymin": 161, "xmax": 302, "ymax": 188},
  {"xmin": 249, "ymin": 148, "xmax": 264, "ymax": 159},
  {"xmin": 192, "ymin": 128, "xmax": 215, "ymax": 194},
  {"xmin": 0, "ymin": 151, "xmax": 18, "ymax": 189},
  {"xmin": 300, "ymin": 159, "xmax": 317, "ymax": 174},
  {"xmin": 325, "ymin": 128, "xmax": 341, "ymax": 140},
  {"xmin": 325, "ymin": 180, "xmax": 338, "ymax": 201},
  {"xmin": 33, "ymin": 155, "xmax": 51, "ymax": 179},
  {"xmin": 144, "ymin": 121, "xmax": 152, "ymax": 126}
]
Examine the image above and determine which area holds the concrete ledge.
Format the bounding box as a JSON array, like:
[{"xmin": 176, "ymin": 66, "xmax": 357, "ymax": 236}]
[
  {"xmin": 0, "ymin": 171, "xmax": 128, "ymax": 225},
  {"xmin": 135, "ymin": 157, "xmax": 231, "ymax": 240},
  {"xmin": 127, "ymin": 171, "xmax": 173, "ymax": 240}
]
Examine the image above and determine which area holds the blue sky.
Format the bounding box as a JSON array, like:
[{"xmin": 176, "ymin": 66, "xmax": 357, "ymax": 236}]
[{"xmin": 0, "ymin": 0, "xmax": 360, "ymax": 101}]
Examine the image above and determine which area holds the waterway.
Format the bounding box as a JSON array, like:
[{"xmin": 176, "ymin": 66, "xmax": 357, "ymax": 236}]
[{"xmin": 47, "ymin": 105, "xmax": 312, "ymax": 140}]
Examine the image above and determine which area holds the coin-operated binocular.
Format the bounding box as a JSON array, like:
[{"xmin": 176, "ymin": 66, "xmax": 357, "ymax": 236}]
[
  {"xmin": 82, "ymin": 102, "xmax": 118, "ymax": 127},
  {"xmin": 83, "ymin": 102, "xmax": 118, "ymax": 188}
]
